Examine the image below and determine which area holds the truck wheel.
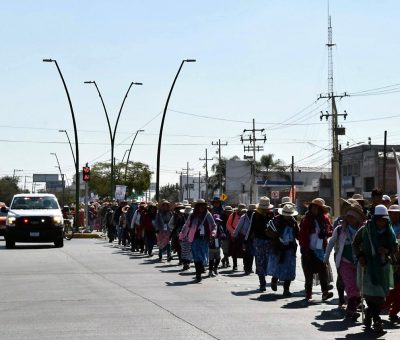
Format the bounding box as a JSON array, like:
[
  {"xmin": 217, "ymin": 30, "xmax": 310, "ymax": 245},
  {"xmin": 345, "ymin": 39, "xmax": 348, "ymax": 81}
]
[
  {"xmin": 54, "ymin": 238, "xmax": 64, "ymax": 248},
  {"xmin": 5, "ymin": 239, "xmax": 15, "ymax": 249}
]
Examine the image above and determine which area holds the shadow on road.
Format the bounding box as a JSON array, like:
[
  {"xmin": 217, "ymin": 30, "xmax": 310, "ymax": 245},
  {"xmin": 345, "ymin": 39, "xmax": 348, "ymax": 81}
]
[
  {"xmin": 231, "ymin": 288, "xmax": 263, "ymax": 297},
  {"xmin": 165, "ymin": 280, "xmax": 197, "ymax": 286}
]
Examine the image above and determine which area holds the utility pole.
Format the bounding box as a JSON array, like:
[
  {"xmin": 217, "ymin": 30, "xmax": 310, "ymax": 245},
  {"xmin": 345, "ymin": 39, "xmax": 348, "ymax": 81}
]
[
  {"xmin": 176, "ymin": 171, "xmax": 184, "ymax": 202},
  {"xmin": 211, "ymin": 139, "xmax": 228, "ymax": 197},
  {"xmin": 199, "ymin": 148, "xmax": 213, "ymax": 200},
  {"xmin": 240, "ymin": 119, "xmax": 266, "ymax": 204},
  {"xmin": 318, "ymin": 11, "xmax": 348, "ymax": 217},
  {"xmin": 182, "ymin": 162, "xmax": 194, "ymax": 201},
  {"xmin": 291, "ymin": 156, "xmax": 295, "ymax": 203},
  {"xmin": 383, "ymin": 130, "xmax": 387, "ymax": 192},
  {"xmin": 193, "ymin": 172, "xmax": 205, "ymax": 199}
]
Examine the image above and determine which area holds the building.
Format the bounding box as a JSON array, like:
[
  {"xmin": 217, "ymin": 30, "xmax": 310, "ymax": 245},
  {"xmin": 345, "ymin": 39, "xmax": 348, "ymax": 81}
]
[
  {"xmin": 340, "ymin": 144, "xmax": 399, "ymax": 198},
  {"xmin": 225, "ymin": 159, "xmax": 332, "ymax": 210},
  {"xmin": 179, "ymin": 174, "xmax": 207, "ymax": 202}
]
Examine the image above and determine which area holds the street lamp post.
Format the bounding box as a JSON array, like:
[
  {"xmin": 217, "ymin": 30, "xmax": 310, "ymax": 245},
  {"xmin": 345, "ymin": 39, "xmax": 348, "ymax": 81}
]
[
  {"xmin": 125, "ymin": 129, "xmax": 144, "ymax": 181},
  {"xmin": 155, "ymin": 59, "xmax": 196, "ymax": 201},
  {"xmin": 85, "ymin": 81, "xmax": 142, "ymax": 200},
  {"xmin": 43, "ymin": 58, "xmax": 80, "ymax": 231},
  {"xmin": 59, "ymin": 129, "xmax": 76, "ymax": 165},
  {"xmin": 50, "ymin": 152, "xmax": 65, "ymax": 207}
]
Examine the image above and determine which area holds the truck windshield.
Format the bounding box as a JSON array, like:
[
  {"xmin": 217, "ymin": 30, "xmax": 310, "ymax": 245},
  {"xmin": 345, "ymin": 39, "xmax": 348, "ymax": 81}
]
[{"xmin": 11, "ymin": 197, "xmax": 60, "ymax": 210}]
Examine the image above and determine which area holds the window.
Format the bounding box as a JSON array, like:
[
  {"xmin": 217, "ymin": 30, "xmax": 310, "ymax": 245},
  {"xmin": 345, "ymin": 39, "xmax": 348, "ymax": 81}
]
[{"xmin": 364, "ymin": 177, "xmax": 375, "ymax": 192}]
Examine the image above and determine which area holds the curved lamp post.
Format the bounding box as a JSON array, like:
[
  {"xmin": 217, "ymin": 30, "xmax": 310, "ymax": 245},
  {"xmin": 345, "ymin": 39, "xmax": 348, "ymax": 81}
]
[
  {"xmin": 50, "ymin": 152, "xmax": 65, "ymax": 206},
  {"xmin": 155, "ymin": 59, "xmax": 196, "ymax": 201},
  {"xmin": 125, "ymin": 129, "xmax": 144, "ymax": 181},
  {"xmin": 59, "ymin": 129, "xmax": 76, "ymax": 165},
  {"xmin": 43, "ymin": 58, "xmax": 80, "ymax": 231},
  {"xmin": 84, "ymin": 81, "xmax": 142, "ymax": 199}
]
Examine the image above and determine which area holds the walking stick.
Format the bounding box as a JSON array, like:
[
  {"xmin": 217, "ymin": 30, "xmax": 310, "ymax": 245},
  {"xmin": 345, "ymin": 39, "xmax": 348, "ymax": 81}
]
[{"xmin": 360, "ymin": 266, "xmax": 365, "ymax": 323}]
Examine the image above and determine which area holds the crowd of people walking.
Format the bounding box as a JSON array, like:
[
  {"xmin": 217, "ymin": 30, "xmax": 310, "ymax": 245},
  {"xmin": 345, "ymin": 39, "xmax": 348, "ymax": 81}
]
[{"xmin": 88, "ymin": 189, "xmax": 400, "ymax": 335}]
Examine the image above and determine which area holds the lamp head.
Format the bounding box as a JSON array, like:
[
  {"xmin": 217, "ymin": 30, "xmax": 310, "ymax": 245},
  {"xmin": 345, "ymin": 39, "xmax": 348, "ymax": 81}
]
[
  {"xmin": 133, "ymin": 82, "xmax": 143, "ymax": 85},
  {"xmin": 42, "ymin": 59, "xmax": 54, "ymax": 62},
  {"xmin": 185, "ymin": 59, "xmax": 196, "ymax": 62},
  {"xmin": 84, "ymin": 81, "xmax": 94, "ymax": 84}
]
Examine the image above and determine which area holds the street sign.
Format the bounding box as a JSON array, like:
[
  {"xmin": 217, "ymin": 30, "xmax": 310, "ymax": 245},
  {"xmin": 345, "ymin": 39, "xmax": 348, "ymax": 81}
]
[
  {"xmin": 271, "ymin": 191, "xmax": 279, "ymax": 199},
  {"xmin": 220, "ymin": 193, "xmax": 228, "ymax": 201},
  {"xmin": 33, "ymin": 174, "xmax": 59, "ymax": 183},
  {"xmin": 115, "ymin": 185, "xmax": 127, "ymax": 200}
]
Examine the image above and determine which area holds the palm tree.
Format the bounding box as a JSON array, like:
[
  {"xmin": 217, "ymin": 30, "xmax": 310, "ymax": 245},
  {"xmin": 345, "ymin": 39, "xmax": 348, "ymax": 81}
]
[
  {"xmin": 208, "ymin": 155, "xmax": 240, "ymax": 196},
  {"xmin": 256, "ymin": 154, "xmax": 289, "ymax": 181}
]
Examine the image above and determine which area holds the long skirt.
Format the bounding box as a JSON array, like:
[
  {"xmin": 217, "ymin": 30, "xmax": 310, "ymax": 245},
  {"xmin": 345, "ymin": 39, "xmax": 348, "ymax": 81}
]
[
  {"xmin": 339, "ymin": 259, "xmax": 359, "ymax": 299},
  {"xmin": 357, "ymin": 262, "xmax": 393, "ymax": 298},
  {"xmin": 268, "ymin": 247, "xmax": 296, "ymax": 281},
  {"xmin": 157, "ymin": 230, "xmax": 171, "ymax": 249},
  {"xmin": 230, "ymin": 234, "xmax": 245, "ymax": 258},
  {"xmin": 180, "ymin": 238, "xmax": 193, "ymax": 262},
  {"xmin": 191, "ymin": 238, "xmax": 209, "ymax": 266},
  {"xmin": 255, "ymin": 238, "xmax": 271, "ymax": 277}
]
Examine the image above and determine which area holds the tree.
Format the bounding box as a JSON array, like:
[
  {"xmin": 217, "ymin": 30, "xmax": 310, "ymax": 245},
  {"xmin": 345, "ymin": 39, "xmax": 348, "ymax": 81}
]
[
  {"xmin": 89, "ymin": 161, "xmax": 152, "ymax": 198},
  {"xmin": 0, "ymin": 176, "xmax": 20, "ymax": 205},
  {"xmin": 256, "ymin": 154, "xmax": 289, "ymax": 181},
  {"xmin": 159, "ymin": 184, "xmax": 180, "ymax": 202},
  {"xmin": 208, "ymin": 155, "xmax": 240, "ymax": 196}
]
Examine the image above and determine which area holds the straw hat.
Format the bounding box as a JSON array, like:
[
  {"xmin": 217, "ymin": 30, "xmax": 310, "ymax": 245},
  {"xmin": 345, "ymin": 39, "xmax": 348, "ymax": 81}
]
[
  {"xmin": 194, "ymin": 199, "xmax": 207, "ymax": 206},
  {"xmin": 306, "ymin": 198, "xmax": 327, "ymax": 210},
  {"xmin": 280, "ymin": 196, "xmax": 294, "ymax": 207},
  {"xmin": 351, "ymin": 194, "xmax": 365, "ymax": 202},
  {"xmin": 174, "ymin": 202, "xmax": 185, "ymax": 209},
  {"xmin": 248, "ymin": 204, "xmax": 257, "ymax": 211},
  {"xmin": 388, "ymin": 204, "xmax": 400, "ymax": 212},
  {"xmin": 257, "ymin": 197, "xmax": 274, "ymax": 210},
  {"xmin": 224, "ymin": 205, "xmax": 233, "ymax": 212},
  {"xmin": 180, "ymin": 205, "xmax": 193, "ymax": 214},
  {"xmin": 122, "ymin": 205, "xmax": 130, "ymax": 213},
  {"xmin": 237, "ymin": 203, "xmax": 246, "ymax": 211},
  {"xmin": 343, "ymin": 202, "xmax": 366, "ymax": 223},
  {"xmin": 278, "ymin": 204, "xmax": 298, "ymax": 217}
]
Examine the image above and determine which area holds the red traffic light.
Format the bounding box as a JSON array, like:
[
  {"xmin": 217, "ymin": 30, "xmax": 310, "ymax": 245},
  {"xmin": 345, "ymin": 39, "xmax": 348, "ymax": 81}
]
[{"xmin": 82, "ymin": 166, "xmax": 90, "ymax": 182}]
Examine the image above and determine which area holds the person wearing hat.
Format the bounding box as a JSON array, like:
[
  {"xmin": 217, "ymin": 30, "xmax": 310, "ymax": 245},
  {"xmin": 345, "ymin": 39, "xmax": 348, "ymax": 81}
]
[
  {"xmin": 266, "ymin": 204, "xmax": 299, "ymax": 296},
  {"xmin": 179, "ymin": 199, "xmax": 217, "ymax": 283},
  {"xmin": 220, "ymin": 205, "xmax": 234, "ymax": 268},
  {"xmin": 169, "ymin": 203, "xmax": 186, "ymax": 265},
  {"xmin": 224, "ymin": 204, "xmax": 245, "ymax": 268},
  {"xmin": 381, "ymin": 205, "xmax": 400, "ymax": 323},
  {"xmin": 299, "ymin": 198, "xmax": 333, "ymax": 301},
  {"xmin": 141, "ymin": 203, "xmax": 158, "ymax": 256},
  {"xmin": 211, "ymin": 197, "xmax": 225, "ymax": 221},
  {"xmin": 155, "ymin": 201, "xmax": 173, "ymax": 262},
  {"xmin": 324, "ymin": 203, "xmax": 366, "ymax": 321},
  {"xmin": 279, "ymin": 196, "xmax": 294, "ymax": 208},
  {"xmin": 353, "ymin": 204, "xmax": 398, "ymax": 333},
  {"xmin": 130, "ymin": 202, "xmax": 147, "ymax": 252},
  {"xmin": 180, "ymin": 205, "xmax": 193, "ymax": 270},
  {"xmin": 232, "ymin": 204, "xmax": 256, "ymax": 271},
  {"xmin": 367, "ymin": 188, "xmax": 383, "ymax": 219},
  {"xmin": 382, "ymin": 195, "xmax": 392, "ymax": 209},
  {"xmin": 208, "ymin": 214, "xmax": 226, "ymax": 277},
  {"xmin": 248, "ymin": 197, "xmax": 275, "ymax": 289}
]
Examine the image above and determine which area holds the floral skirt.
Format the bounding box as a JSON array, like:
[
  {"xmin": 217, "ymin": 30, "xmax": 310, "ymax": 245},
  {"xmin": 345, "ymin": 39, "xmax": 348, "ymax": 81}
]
[
  {"xmin": 268, "ymin": 248, "xmax": 296, "ymax": 281},
  {"xmin": 180, "ymin": 238, "xmax": 192, "ymax": 261},
  {"xmin": 255, "ymin": 238, "xmax": 271, "ymax": 277}
]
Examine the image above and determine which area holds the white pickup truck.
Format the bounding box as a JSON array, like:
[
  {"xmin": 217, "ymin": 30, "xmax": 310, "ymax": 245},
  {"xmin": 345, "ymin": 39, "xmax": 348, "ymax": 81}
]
[{"xmin": 5, "ymin": 193, "xmax": 64, "ymax": 248}]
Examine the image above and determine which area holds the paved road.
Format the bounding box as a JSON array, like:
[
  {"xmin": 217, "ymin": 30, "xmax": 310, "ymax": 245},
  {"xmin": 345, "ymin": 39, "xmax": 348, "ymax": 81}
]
[{"xmin": 0, "ymin": 238, "xmax": 398, "ymax": 339}]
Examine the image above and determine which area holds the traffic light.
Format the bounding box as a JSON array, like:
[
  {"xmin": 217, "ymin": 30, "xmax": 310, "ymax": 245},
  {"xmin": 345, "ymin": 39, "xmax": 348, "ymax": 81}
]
[{"xmin": 82, "ymin": 165, "xmax": 90, "ymax": 182}]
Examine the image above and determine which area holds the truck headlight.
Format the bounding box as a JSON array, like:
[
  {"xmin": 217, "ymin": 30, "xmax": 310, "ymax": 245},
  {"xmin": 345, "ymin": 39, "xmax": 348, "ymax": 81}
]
[
  {"xmin": 53, "ymin": 215, "xmax": 63, "ymax": 226},
  {"xmin": 7, "ymin": 216, "xmax": 16, "ymax": 226}
]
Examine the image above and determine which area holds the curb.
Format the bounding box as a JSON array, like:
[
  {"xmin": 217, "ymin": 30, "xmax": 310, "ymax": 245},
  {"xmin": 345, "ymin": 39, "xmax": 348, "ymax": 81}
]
[{"xmin": 73, "ymin": 233, "xmax": 103, "ymax": 239}]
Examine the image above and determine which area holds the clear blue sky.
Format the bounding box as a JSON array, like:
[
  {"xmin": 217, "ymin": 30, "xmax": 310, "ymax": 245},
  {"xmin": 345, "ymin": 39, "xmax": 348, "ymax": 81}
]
[{"xmin": 1, "ymin": 0, "xmax": 400, "ymax": 191}]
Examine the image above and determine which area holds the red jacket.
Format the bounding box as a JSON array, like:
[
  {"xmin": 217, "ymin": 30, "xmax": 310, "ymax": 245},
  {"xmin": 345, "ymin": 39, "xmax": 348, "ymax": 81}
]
[{"xmin": 299, "ymin": 212, "xmax": 332, "ymax": 252}]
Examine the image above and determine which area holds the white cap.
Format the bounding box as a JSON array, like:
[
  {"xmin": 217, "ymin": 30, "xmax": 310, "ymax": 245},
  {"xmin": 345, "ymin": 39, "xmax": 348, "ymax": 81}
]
[{"xmin": 382, "ymin": 195, "xmax": 391, "ymax": 202}]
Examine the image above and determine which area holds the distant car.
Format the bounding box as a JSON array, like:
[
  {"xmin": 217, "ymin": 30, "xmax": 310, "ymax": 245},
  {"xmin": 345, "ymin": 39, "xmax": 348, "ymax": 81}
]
[
  {"xmin": 5, "ymin": 194, "xmax": 64, "ymax": 248},
  {"xmin": 0, "ymin": 203, "xmax": 9, "ymax": 236}
]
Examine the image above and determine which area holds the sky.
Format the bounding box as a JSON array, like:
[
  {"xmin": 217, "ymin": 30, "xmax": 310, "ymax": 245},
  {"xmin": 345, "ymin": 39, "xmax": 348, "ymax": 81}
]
[{"xmin": 1, "ymin": 0, "xmax": 400, "ymax": 192}]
